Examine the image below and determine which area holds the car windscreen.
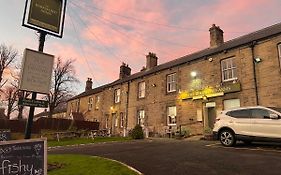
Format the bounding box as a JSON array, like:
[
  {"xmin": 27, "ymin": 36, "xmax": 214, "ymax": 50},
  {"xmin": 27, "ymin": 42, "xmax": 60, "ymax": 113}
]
[{"xmin": 268, "ymin": 107, "xmax": 281, "ymax": 113}]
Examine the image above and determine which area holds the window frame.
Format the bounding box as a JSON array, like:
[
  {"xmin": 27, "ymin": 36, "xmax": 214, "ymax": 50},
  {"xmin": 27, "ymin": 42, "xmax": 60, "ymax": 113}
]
[
  {"xmin": 221, "ymin": 57, "xmax": 237, "ymax": 82},
  {"xmin": 114, "ymin": 88, "xmax": 121, "ymax": 103},
  {"xmin": 137, "ymin": 109, "xmax": 145, "ymax": 127},
  {"xmin": 138, "ymin": 81, "xmax": 146, "ymax": 99},
  {"xmin": 95, "ymin": 95, "xmax": 100, "ymax": 110},
  {"xmin": 277, "ymin": 42, "xmax": 281, "ymax": 70},
  {"xmin": 120, "ymin": 112, "xmax": 124, "ymax": 128},
  {"xmin": 167, "ymin": 106, "xmax": 177, "ymax": 126},
  {"xmin": 166, "ymin": 73, "xmax": 177, "ymax": 93},
  {"xmin": 88, "ymin": 97, "xmax": 93, "ymax": 111}
]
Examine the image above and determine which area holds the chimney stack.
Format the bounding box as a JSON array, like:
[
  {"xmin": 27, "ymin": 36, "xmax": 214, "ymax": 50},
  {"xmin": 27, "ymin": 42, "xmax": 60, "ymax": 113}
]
[
  {"xmin": 119, "ymin": 62, "xmax": 131, "ymax": 79},
  {"xmin": 85, "ymin": 78, "xmax": 93, "ymax": 92},
  {"xmin": 209, "ymin": 24, "xmax": 224, "ymax": 48},
  {"xmin": 146, "ymin": 52, "xmax": 158, "ymax": 70}
]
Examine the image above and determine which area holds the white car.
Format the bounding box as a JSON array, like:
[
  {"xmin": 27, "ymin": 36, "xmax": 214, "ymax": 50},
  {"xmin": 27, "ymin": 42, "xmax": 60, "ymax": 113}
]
[{"xmin": 213, "ymin": 106, "xmax": 281, "ymax": 146}]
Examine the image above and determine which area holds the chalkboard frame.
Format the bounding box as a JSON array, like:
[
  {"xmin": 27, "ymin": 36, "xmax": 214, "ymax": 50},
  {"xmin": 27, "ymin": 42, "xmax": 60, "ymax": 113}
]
[{"xmin": 0, "ymin": 138, "xmax": 47, "ymax": 175}]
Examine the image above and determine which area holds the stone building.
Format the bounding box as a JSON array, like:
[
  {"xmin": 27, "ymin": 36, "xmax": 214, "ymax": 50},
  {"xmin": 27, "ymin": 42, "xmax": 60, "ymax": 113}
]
[{"xmin": 67, "ymin": 23, "xmax": 281, "ymax": 137}]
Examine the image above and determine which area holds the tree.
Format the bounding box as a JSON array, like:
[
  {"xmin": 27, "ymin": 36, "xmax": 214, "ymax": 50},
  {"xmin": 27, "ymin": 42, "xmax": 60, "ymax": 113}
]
[
  {"xmin": 48, "ymin": 58, "xmax": 78, "ymax": 117},
  {"xmin": 0, "ymin": 44, "xmax": 18, "ymax": 88},
  {"xmin": 2, "ymin": 85, "xmax": 18, "ymax": 119}
]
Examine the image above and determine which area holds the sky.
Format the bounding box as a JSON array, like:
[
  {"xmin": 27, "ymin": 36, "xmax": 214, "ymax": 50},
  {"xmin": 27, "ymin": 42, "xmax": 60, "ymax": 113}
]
[{"xmin": 1, "ymin": 0, "xmax": 281, "ymax": 95}]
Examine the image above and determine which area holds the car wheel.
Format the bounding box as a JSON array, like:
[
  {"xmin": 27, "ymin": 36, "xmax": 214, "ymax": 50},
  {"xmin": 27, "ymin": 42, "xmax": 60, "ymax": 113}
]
[{"xmin": 219, "ymin": 129, "xmax": 236, "ymax": 147}]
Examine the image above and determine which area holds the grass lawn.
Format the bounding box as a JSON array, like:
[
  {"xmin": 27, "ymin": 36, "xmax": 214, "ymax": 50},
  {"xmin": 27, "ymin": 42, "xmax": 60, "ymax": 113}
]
[
  {"xmin": 48, "ymin": 137, "xmax": 132, "ymax": 147},
  {"xmin": 48, "ymin": 154, "xmax": 139, "ymax": 175}
]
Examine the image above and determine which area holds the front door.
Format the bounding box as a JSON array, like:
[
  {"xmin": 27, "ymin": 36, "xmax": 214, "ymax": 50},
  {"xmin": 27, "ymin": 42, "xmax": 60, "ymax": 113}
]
[
  {"xmin": 111, "ymin": 113, "xmax": 117, "ymax": 135},
  {"xmin": 207, "ymin": 107, "xmax": 216, "ymax": 128}
]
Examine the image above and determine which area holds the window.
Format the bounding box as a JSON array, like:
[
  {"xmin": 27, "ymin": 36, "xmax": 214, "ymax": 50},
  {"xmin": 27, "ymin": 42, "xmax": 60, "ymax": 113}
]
[
  {"xmin": 138, "ymin": 81, "xmax": 145, "ymax": 98},
  {"xmin": 223, "ymin": 99, "xmax": 240, "ymax": 110},
  {"xmin": 226, "ymin": 109, "xmax": 251, "ymax": 118},
  {"xmin": 167, "ymin": 73, "xmax": 176, "ymax": 93},
  {"xmin": 167, "ymin": 106, "xmax": 177, "ymax": 125},
  {"xmin": 120, "ymin": 112, "xmax": 124, "ymax": 128},
  {"xmin": 277, "ymin": 43, "xmax": 281, "ymax": 69},
  {"xmin": 250, "ymin": 109, "xmax": 273, "ymax": 119},
  {"xmin": 95, "ymin": 96, "xmax": 100, "ymax": 110},
  {"xmin": 137, "ymin": 110, "xmax": 145, "ymax": 127},
  {"xmin": 105, "ymin": 115, "xmax": 109, "ymax": 128},
  {"xmin": 88, "ymin": 97, "xmax": 93, "ymax": 111},
  {"xmin": 221, "ymin": 58, "xmax": 237, "ymax": 81},
  {"xmin": 114, "ymin": 89, "xmax": 121, "ymax": 103}
]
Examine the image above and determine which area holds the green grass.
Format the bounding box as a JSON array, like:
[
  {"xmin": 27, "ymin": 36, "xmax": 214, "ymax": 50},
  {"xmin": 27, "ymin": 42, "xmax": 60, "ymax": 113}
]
[
  {"xmin": 48, "ymin": 154, "xmax": 139, "ymax": 175},
  {"xmin": 48, "ymin": 137, "xmax": 132, "ymax": 147}
]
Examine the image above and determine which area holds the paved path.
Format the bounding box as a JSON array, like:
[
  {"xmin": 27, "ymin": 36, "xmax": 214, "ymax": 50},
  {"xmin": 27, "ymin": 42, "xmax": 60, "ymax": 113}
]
[{"xmin": 49, "ymin": 139, "xmax": 281, "ymax": 175}]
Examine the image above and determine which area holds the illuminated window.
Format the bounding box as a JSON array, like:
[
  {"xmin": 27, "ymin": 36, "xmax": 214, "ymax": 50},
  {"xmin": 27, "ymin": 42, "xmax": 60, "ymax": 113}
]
[
  {"xmin": 88, "ymin": 97, "xmax": 93, "ymax": 111},
  {"xmin": 167, "ymin": 73, "xmax": 176, "ymax": 93},
  {"xmin": 95, "ymin": 96, "xmax": 100, "ymax": 110},
  {"xmin": 120, "ymin": 112, "xmax": 124, "ymax": 128},
  {"xmin": 221, "ymin": 58, "xmax": 237, "ymax": 82},
  {"xmin": 114, "ymin": 89, "xmax": 121, "ymax": 103},
  {"xmin": 277, "ymin": 43, "xmax": 281, "ymax": 68},
  {"xmin": 137, "ymin": 110, "xmax": 145, "ymax": 127},
  {"xmin": 138, "ymin": 81, "xmax": 145, "ymax": 98},
  {"xmin": 167, "ymin": 106, "xmax": 177, "ymax": 126}
]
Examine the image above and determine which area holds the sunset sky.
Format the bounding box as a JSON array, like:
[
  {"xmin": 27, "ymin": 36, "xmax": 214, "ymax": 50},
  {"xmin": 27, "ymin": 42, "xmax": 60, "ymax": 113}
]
[{"xmin": 1, "ymin": 0, "xmax": 281, "ymax": 95}]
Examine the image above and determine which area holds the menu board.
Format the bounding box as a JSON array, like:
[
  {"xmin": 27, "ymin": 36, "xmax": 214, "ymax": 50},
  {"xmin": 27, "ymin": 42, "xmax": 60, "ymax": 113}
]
[{"xmin": 0, "ymin": 139, "xmax": 47, "ymax": 175}]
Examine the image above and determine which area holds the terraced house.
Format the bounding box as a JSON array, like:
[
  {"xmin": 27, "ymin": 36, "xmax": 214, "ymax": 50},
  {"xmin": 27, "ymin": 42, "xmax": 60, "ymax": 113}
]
[{"xmin": 67, "ymin": 22, "xmax": 281, "ymax": 137}]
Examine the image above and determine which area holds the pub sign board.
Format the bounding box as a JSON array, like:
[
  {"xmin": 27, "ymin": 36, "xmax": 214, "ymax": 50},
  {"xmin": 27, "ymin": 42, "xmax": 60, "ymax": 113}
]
[
  {"xmin": 0, "ymin": 138, "xmax": 47, "ymax": 175},
  {"xmin": 19, "ymin": 48, "xmax": 54, "ymax": 94},
  {"xmin": 22, "ymin": 0, "xmax": 67, "ymax": 38}
]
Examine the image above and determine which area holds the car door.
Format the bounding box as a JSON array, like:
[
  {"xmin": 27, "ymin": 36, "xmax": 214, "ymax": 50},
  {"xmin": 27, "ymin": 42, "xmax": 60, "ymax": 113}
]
[
  {"xmin": 227, "ymin": 109, "xmax": 252, "ymax": 135},
  {"xmin": 250, "ymin": 108, "xmax": 281, "ymax": 138}
]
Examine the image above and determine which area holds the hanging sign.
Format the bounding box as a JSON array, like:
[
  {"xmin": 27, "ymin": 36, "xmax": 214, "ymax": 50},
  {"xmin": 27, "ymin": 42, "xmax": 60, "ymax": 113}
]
[
  {"xmin": 22, "ymin": 0, "xmax": 67, "ymax": 38},
  {"xmin": 19, "ymin": 48, "xmax": 54, "ymax": 94}
]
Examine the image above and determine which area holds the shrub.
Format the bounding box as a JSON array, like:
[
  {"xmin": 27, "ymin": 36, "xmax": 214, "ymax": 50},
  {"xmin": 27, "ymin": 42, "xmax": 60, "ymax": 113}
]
[{"xmin": 130, "ymin": 124, "xmax": 144, "ymax": 139}]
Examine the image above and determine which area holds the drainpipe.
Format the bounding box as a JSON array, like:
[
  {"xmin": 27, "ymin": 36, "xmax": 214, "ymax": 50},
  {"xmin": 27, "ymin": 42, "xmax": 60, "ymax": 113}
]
[
  {"xmin": 250, "ymin": 41, "xmax": 259, "ymax": 105},
  {"xmin": 125, "ymin": 81, "xmax": 130, "ymax": 137}
]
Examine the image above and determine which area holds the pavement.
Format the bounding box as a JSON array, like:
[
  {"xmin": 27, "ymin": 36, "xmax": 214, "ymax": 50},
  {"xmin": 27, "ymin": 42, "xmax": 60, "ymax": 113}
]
[{"xmin": 49, "ymin": 138, "xmax": 281, "ymax": 175}]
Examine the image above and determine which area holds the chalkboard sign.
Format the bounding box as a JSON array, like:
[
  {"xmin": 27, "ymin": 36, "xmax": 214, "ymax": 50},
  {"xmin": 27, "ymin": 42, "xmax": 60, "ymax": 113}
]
[
  {"xmin": 0, "ymin": 138, "xmax": 47, "ymax": 175},
  {"xmin": 0, "ymin": 130, "xmax": 11, "ymax": 141}
]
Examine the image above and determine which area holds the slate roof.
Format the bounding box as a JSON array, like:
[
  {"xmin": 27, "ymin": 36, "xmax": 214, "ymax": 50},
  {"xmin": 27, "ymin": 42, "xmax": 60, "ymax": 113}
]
[
  {"xmin": 69, "ymin": 22, "xmax": 281, "ymax": 101},
  {"xmin": 34, "ymin": 108, "xmax": 67, "ymax": 118}
]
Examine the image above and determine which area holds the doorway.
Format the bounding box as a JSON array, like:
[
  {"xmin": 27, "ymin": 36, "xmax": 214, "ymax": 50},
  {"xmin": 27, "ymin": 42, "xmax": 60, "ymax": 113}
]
[{"xmin": 207, "ymin": 107, "xmax": 216, "ymax": 129}]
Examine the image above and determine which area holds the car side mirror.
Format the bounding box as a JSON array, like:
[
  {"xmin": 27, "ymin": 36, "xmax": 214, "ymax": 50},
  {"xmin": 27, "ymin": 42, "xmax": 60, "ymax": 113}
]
[{"xmin": 269, "ymin": 113, "xmax": 279, "ymax": 119}]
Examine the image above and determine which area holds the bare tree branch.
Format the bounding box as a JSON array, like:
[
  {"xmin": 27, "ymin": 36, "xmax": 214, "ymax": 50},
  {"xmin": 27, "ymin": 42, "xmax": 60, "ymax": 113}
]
[
  {"xmin": 48, "ymin": 57, "xmax": 78, "ymax": 117},
  {"xmin": 0, "ymin": 44, "xmax": 18, "ymax": 89}
]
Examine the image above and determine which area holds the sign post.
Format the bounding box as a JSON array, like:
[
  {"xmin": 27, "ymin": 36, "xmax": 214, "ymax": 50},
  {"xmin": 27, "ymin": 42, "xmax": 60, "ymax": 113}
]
[{"xmin": 22, "ymin": 0, "xmax": 67, "ymax": 139}]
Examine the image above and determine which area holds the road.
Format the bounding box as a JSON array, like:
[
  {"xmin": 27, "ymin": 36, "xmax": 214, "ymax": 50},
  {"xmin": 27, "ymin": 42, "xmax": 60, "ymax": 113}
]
[{"xmin": 49, "ymin": 139, "xmax": 281, "ymax": 175}]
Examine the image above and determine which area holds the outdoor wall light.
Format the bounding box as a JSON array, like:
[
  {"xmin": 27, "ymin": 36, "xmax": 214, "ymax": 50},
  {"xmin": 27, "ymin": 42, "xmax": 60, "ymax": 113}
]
[
  {"xmin": 191, "ymin": 71, "xmax": 197, "ymax": 78},
  {"xmin": 110, "ymin": 106, "xmax": 114, "ymax": 110},
  {"xmin": 254, "ymin": 57, "xmax": 262, "ymax": 63}
]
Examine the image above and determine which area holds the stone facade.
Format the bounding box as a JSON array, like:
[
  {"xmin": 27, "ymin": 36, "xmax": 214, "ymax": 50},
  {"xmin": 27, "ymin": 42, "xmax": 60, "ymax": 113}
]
[{"xmin": 67, "ymin": 23, "xmax": 281, "ymax": 137}]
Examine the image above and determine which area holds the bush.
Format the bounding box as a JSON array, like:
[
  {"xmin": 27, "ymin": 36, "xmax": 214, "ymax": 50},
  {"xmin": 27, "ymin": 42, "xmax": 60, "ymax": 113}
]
[{"xmin": 130, "ymin": 124, "xmax": 144, "ymax": 139}]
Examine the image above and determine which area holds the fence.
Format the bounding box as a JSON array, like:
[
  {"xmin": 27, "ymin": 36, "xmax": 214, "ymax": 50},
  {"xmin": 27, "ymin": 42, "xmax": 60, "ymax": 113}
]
[{"xmin": 0, "ymin": 118, "xmax": 99, "ymax": 134}]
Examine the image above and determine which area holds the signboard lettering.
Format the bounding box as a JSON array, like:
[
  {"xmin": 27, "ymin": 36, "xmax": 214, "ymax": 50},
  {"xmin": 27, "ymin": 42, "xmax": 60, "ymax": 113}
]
[
  {"xmin": 179, "ymin": 83, "xmax": 241, "ymax": 100},
  {"xmin": 0, "ymin": 131, "xmax": 11, "ymax": 142},
  {"xmin": 0, "ymin": 139, "xmax": 47, "ymax": 175}
]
